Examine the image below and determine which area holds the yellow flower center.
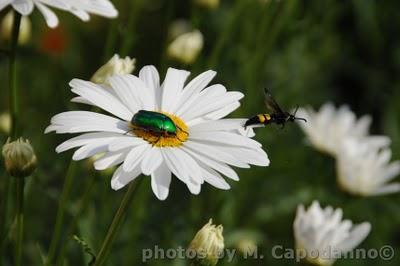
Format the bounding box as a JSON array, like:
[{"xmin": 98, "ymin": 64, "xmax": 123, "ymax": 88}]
[{"xmin": 130, "ymin": 112, "xmax": 189, "ymax": 147}]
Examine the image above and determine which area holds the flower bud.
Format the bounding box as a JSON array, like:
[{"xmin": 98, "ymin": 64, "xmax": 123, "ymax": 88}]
[
  {"xmin": 91, "ymin": 54, "xmax": 136, "ymax": 85},
  {"xmin": 2, "ymin": 138, "xmax": 37, "ymax": 178},
  {"xmin": 1, "ymin": 11, "xmax": 32, "ymax": 45},
  {"xmin": 167, "ymin": 30, "xmax": 204, "ymax": 65},
  {"xmin": 188, "ymin": 219, "xmax": 224, "ymax": 266},
  {"xmin": 0, "ymin": 112, "xmax": 11, "ymax": 134},
  {"xmin": 194, "ymin": 0, "xmax": 220, "ymax": 9},
  {"xmin": 236, "ymin": 239, "xmax": 257, "ymax": 257}
]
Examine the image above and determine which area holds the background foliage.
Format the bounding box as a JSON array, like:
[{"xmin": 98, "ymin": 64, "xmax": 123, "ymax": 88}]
[{"xmin": 1, "ymin": 0, "xmax": 399, "ymax": 265}]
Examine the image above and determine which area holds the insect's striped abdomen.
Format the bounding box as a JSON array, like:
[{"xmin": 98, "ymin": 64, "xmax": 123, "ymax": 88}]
[{"xmin": 244, "ymin": 114, "xmax": 271, "ymax": 128}]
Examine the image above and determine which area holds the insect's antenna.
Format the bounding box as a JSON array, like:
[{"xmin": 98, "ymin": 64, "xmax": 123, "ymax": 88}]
[
  {"xmin": 293, "ymin": 105, "xmax": 299, "ymax": 116},
  {"xmin": 291, "ymin": 105, "xmax": 307, "ymax": 122},
  {"xmin": 295, "ymin": 117, "xmax": 307, "ymax": 122}
]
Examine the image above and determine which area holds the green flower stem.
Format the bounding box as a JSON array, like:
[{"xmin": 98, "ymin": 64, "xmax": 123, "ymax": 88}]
[
  {"xmin": 9, "ymin": 11, "xmax": 21, "ymax": 139},
  {"xmin": 55, "ymin": 177, "xmax": 96, "ymax": 266},
  {"xmin": 93, "ymin": 179, "xmax": 142, "ymax": 266},
  {"xmin": 14, "ymin": 178, "xmax": 24, "ymax": 266},
  {"xmin": 0, "ymin": 11, "xmax": 22, "ymax": 265},
  {"xmin": 46, "ymin": 162, "xmax": 77, "ymax": 265},
  {"xmin": 120, "ymin": 0, "xmax": 144, "ymax": 56}
]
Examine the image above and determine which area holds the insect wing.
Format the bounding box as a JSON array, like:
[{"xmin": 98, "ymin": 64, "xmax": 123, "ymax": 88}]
[{"xmin": 264, "ymin": 88, "xmax": 284, "ymax": 114}]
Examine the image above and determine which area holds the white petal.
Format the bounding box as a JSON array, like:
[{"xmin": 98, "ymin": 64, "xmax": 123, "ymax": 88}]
[
  {"xmin": 176, "ymin": 84, "xmax": 226, "ymax": 117},
  {"xmin": 55, "ymin": 132, "xmax": 119, "ymax": 153},
  {"xmin": 161, "ymin": 68, "xmax": 190, "ymax": 112},
  {"xmin": 71, "ymin": 96, "xmax": 91, "ymax": 105},
  {"xmin": 70, "ymin": 8, "xmax": 90, "ymax": 21},
  {"xmin": 108, "ymin": 75, "xmax": 142, "ymax": 114},
  {"xmin": 184, "ymin": 141, "xmax": 250, "ymax": 168},
  {"xmin": 141, "ymin": 147, "xmax": 163, "ymax": 175},
  {"xmin": 381, "ymin": 162, "xmax": 400, "ymax": 182},
  {"xmin": 70, "ymin": 78, "xmax": 133, "ymax": 121},
  {"xmin": 181, "ymin": 146, "xmax": 239, "ymax": 181},
  {"xmin": 12, "ymin": 0, "xmax": 34, "ymax": 15},
  {"xmin": 338, "ymin": 222, "xmax": 371, "ymax": 252},
  {"xmin": 204, "ymin": 102, "xmax": 241, "ymax": 120},
  {"xmin": 173, "ymin": 70, "xmax": 216, "ymax": 113},
  {"xmin": 220, "ymin": 146, "xmax": 270, "ymax": 166},
  {"xmin": 122, "ymin": 144, "xmax": 150, "ymax": 172},
  {"xmin": 200, "ymin": 164, "xmax": 230, "ymax": 190},
  {"xmin": 72, "ymin": 0, "xmax": 118, "ymax": 18},
  {"xmin": 189, "ymin": 131, "xmax": 261, "ymax": 150},
  {"xmin": 72, "ymin": 142, "xmax": 109, "ymax": 161},
  {"xmin": 182, "ymin": 91, "xmax": 244, "ymax": 122},
  {"xmin": 45, "ymin": 111, "xmax": 129, "ymax": 134},
  {"xmin": 161, "ymin": 148, "xmax": 189, "ymax": 183},
  {"xmin": 139, "ymin": 65, "xmax": 161, "ymax": 109},
  {"xmin": 190, "ymin": 119, "xmax": 247, "ymax": 132},
  {"xmin": 35, "ymin": 2, "xmax": 59, "ymax": 28},
  {"xmin": 168, "ymin": 148, "xmax": 204, "ymax": 190},
  {"xmin": 94, "ymin": 150, "xmax": 129, "ymax": 170},
  {"xmin": 151, "ymin": 162, "xmax": 171, "ymax": 200},
  {"xmin": 0, "ymin": 0, "xmax": 13, "ymax": 11},
  {"xmin": 108, "ymin": 136, "xmax": 146, "ymax": 152},
  {"xmin": 124, "ymin": 74, "xmax": 155, "ymax": 110},
  {"xmin": 39, "ymin": 0, "xmax": 70, "ymax": 10},
  {"xmin": 111, "ymin": 165, "xmax": 141, "ymax": 190},
  {"xmin": 370, "ymin": 183, "xmax": 400, "ymax": 196}
]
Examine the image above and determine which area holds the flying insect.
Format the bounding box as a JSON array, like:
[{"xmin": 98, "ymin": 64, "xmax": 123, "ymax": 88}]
[{"xmin": 244, "ymin": 89, "xmax": 307, "ymax": 129}]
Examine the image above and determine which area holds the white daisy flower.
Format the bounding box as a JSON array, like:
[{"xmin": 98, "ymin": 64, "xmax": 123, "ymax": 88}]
[
  {"xmin": 297, "ymin": 103, "xmax": 389, "ymax": 156},
  {"xmin": 337, "ymin": 137, "xmax": 400, "ymax": 196},
  {"xmin": 0, "ymin": 0, "xmax": 118, "ymax": 28},
  {"xmin": 294, "ymin": 201, "xmax": 371, "ymax": 266},
  {"xmin": 46, "ymin": 66, "xmax": 270, "ymax": 200}
]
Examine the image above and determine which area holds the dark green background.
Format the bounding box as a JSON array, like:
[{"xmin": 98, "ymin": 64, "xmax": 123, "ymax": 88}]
[{"xmin": 0, "ymin": 0, "xmax": 399, "ymax": 265}]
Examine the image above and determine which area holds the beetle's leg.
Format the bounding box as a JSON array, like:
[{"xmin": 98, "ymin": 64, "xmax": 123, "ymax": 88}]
[{"xmin": 176, "ymin": 125, "xmax": 189, "ymax": 135}]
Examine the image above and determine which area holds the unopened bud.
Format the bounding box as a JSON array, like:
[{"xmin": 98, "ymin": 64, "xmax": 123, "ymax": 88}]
[
  {"xmin": 167, "ymin": 30, "xmax": 204, "ymax": 65},
  {"xmin": 195, "ymin": 0, "xmax": 220, "ymax": 9},
  {"xmin": 1, "ymin": 11, "xmax": 32, "ymax": 45},
  {"xmin": 2, "ymin": 138, "xmax": 37, "ymax": 178},
  {"xmin": 91, "ymin": 54, "xmax": 136, "ymax": 85},
  {"xmin": 188, "ymin": 219, "xmax": 224, "ymax": 266}
]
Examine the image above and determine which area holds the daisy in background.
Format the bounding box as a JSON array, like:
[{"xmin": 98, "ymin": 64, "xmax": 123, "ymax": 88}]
[
  {"xmin": 337, "ymin": 137, "xmax": 400, "ymax": 196},
  {"xmin": 46, "ymin": 66, "xmax": 270, "ymax": 200},
  {"xmin": 294, "ymin": 201, "xmax": 371, "ymax": 266},
  {"xmin": 297, "ymin": 103, "xmax": 389, "ymax": 156},
  {"xmin": 0, "ymin": 0, "xmax": 118, "ymax": 28}
]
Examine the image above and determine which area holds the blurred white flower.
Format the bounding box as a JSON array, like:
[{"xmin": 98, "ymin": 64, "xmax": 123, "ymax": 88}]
[
  {"xmin": 297, "ymin": 103, "xmax": 388, "ymax": 156},
  {"xmin": 337, "ymin": 138, "xmax": 400, "ymax": 196},
  {"xmin": 0, "ymin": 112, "xmax": 11, "ymax": 134},
  {"xmin": 294, "ymin": 201, "xmax": 371, "ymax": 266},
  {"xmin": 91, "ymin": 54, "xmax": 136, "ymax": 85},
  {"xmin": 0, "ymin": 0, "xmax": 118, "ymax": 28},
  {"xmin": 188, "ymin": 219, "xmax": 224, "ymax": 266},
  {"xmin": 194, "ymin": 0, "xmax": 219, "ymax": 9},
  {"xmin": 1, "ymin": 11, "xmax": 31, "ymax": 44},
  {"xmin": 46, "ymin": 66, "xmax": 269, "ymax": 200},
  {"xmin": 167, "ymin": 30, "xmax": 204, "ymax": 65},
  {"xmin": 168, "ymin": 19, "xmax": 192, "ymax": 40}
]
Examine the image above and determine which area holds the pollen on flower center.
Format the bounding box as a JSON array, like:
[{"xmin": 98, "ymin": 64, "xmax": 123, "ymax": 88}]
[{"xmin": 129, "ymin": 111, "xmax": 189, "ymax": 147}]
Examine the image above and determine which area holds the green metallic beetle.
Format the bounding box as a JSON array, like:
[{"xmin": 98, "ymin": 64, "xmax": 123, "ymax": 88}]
[{"xmin": 130, "ymin": 110, "xmax": 187, "ymax": 142}]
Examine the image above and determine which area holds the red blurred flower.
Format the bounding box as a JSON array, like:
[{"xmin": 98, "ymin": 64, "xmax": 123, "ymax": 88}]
[{"xmin": 39, "ymin": 27, "xmax": 68, "ymax": 56}]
